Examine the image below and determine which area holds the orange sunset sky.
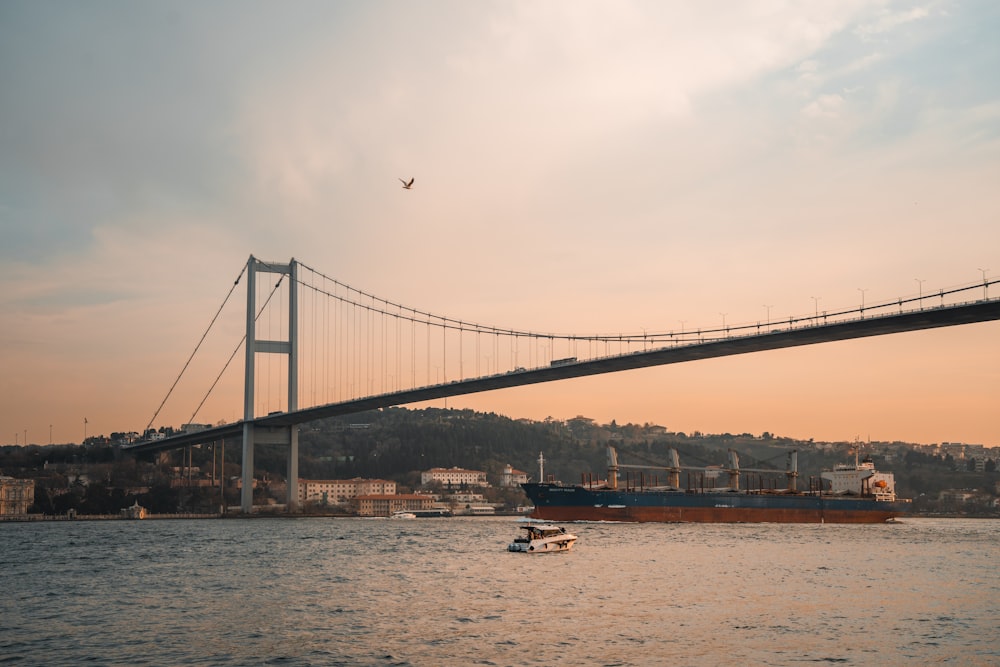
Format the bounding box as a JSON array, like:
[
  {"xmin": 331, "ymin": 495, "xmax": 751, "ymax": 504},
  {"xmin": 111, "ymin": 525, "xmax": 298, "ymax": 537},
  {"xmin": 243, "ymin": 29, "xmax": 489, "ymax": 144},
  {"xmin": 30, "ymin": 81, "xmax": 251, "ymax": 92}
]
[{"xmin": 1, "ymin": 2, "xmax": 998, "ymax": 448}]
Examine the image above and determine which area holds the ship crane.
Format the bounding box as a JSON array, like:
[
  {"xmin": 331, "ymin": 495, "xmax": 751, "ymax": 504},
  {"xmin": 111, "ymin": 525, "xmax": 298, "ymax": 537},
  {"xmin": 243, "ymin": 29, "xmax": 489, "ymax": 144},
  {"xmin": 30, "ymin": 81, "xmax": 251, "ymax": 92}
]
[
  {"xmin": 607, "ymin": 446, "xmax": 799, "ymax": 492},
  {"xmin": 608, "ymin": 446, "xmax": 680, "ymax": 490}
]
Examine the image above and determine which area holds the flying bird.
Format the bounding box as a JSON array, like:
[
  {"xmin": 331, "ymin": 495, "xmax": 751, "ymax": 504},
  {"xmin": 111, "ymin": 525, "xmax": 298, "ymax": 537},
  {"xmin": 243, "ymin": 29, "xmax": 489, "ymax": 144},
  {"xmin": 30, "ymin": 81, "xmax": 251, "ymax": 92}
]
[{"xmin": 399, "ymin": 177, "xmax": 414, "ymax": 189}]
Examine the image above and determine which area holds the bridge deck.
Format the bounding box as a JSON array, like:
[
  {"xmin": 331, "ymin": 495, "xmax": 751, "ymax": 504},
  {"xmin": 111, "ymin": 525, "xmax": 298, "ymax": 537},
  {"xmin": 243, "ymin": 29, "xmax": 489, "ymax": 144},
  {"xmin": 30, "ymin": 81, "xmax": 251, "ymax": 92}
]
[{"xmin": 124, "ymin": 298, "xmax": 1000, "ymax": 454}]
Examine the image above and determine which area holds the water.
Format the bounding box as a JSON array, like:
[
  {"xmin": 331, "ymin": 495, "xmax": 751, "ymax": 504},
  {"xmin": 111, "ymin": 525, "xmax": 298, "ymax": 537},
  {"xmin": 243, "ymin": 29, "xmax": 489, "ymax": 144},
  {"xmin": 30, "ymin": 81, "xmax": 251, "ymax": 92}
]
[{"xmin": 2, "ymin": 517, "xmax": 998, "ymax": 666}]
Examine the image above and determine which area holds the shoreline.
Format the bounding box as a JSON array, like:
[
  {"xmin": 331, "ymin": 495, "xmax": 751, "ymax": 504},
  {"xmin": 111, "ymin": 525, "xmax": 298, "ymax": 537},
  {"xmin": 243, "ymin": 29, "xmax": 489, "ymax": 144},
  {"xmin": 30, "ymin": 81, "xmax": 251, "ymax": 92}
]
[{"xmin": 3, "ymin": 511, "xmax": 996, "ymax": 522}]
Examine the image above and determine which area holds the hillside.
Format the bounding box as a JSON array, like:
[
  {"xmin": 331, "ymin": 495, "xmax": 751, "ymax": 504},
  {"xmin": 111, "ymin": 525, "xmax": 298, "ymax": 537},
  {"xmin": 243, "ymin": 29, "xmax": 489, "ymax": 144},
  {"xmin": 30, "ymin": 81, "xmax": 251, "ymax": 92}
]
[{"xmin": 2, "ymin": 407, "xmax": 997, "ymax": 516}]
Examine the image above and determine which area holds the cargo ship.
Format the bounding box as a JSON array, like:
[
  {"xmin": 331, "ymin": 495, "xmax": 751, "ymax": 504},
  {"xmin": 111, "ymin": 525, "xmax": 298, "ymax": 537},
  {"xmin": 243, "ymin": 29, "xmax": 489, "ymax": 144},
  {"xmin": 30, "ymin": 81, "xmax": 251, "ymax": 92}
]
[{"xmin": 522, "ymin": 447, "xmax": 910, "ymax": 524}]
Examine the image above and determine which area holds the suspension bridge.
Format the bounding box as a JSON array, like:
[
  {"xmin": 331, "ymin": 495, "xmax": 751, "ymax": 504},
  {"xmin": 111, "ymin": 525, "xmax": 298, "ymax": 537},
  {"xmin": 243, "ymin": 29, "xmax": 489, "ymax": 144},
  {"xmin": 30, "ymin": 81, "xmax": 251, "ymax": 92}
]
[{"xmin": 123, "ymin": 255, "xmax": 1000, "ymax": 513}]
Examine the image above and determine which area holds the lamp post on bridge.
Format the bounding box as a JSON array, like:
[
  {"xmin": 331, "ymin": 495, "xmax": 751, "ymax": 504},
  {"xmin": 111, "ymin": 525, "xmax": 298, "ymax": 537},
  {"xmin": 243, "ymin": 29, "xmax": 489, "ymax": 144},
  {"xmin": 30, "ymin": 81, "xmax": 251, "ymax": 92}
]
[
  {"xmin": 915, "ymin": 278, "xmax": 925, "ymax": 310},
  {"xmin": 978, "ymin": 268, "xmax": 989, "ymax": 299},
  {"xmin": 811, "ymin": 297, "xmax": 820, "ymax": 323},
  {"xmin": 858, "ymin": 288, "xmax": 868, "ymax": 318}
]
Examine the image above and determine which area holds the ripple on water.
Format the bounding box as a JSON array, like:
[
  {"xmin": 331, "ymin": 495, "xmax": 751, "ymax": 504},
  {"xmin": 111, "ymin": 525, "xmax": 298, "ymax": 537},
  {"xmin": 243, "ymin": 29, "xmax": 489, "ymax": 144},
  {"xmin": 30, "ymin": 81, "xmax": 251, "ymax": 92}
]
[{"xmin": 1, "ymin": 517, "xmax": 998, "ymax": 665}]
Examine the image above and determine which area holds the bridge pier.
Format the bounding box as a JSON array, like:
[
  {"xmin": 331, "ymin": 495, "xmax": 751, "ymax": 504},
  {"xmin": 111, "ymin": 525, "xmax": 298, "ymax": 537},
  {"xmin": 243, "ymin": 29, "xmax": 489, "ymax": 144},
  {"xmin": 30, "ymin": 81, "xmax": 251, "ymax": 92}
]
[
  {"xmin": 287, "ymin": 426, "xmax": 298, "ymax": 510},
  {"xmin": 240, "ymin": 423, "xmax": 298, "ymax": 513},
  {"xmin": 240, "ymin": 256, "xmax": 300, "ymax": 514},
  {"xmin": 240, "ymin": 422, "xmax": 254, "ymax": 513}
]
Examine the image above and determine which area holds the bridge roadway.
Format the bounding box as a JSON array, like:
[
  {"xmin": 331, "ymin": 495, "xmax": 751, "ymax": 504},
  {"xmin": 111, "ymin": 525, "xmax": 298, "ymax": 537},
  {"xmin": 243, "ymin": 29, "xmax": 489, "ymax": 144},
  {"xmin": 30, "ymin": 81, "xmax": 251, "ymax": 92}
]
[{"xmin": 124, "ymin": 298, "xmax": 1000, "ymax": 455}]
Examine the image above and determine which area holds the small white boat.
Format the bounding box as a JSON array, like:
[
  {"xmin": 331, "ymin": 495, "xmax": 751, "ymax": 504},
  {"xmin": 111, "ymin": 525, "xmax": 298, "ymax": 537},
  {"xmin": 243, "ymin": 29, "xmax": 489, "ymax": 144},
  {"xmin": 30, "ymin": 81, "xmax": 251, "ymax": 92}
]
[
  {"xmin": 507, "ymin": 523, "xmax": 578, "ymax": 553},
  {"xmin": 391, "ymin": 511, "xmax": 417, "ymax": 519}
]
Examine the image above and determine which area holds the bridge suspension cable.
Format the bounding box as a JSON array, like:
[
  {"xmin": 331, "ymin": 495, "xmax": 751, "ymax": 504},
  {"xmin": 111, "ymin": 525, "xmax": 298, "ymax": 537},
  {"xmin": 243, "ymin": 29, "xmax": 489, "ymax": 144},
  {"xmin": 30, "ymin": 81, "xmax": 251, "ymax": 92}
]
[
  {"xmin": 187, "ymin": 273, "xmax": 287, "ymax": 426},
  {"xmin": 144, "ymin": 266, "xmax": 291, "ymax": 432},
  {"xmin": 296, "ymin": 260, "xmax": 660, "ymax": 343},
  {"xmin": 147, "ymin": 255, "xmax": 999, "ymax": 434},
  {"xmin": 143, "ymin": 263, "xmax": 247, "ymax": 433}
]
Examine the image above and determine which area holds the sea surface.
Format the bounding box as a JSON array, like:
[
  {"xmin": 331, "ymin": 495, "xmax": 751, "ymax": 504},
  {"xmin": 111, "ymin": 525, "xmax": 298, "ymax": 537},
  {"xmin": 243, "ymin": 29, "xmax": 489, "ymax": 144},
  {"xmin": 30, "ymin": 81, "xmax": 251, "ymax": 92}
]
[{"xmin": 1, "ymin": 516, "xmax": 998, "ymax": 666}]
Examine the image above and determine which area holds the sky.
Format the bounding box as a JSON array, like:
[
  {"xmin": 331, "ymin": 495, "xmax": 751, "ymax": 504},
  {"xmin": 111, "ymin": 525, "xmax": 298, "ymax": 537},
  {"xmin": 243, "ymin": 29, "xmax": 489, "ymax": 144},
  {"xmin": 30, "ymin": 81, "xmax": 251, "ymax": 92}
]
[{"xmin": 1, "ymin": 0, "xmax": 998, "ymax": 449}]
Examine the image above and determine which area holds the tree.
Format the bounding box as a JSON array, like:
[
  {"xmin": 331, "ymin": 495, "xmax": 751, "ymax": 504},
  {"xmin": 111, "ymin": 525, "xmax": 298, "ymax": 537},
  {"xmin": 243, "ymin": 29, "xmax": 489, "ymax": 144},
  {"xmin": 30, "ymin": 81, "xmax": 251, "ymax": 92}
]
[
  {"xmin": 79, "ymin": 482, "xmax": 120, "ymax": 514},
  {"xmin": 141, "ymin": 484, "xmax": 181, "ymax": 514}
]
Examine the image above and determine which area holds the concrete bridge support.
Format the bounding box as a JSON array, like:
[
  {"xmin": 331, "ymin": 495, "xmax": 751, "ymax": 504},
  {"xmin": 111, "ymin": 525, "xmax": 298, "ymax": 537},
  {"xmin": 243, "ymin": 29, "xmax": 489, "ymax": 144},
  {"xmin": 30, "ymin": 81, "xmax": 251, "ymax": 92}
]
[{"xmin": 240, "ymin": 256, "xmax": 299, "ymax": 513}]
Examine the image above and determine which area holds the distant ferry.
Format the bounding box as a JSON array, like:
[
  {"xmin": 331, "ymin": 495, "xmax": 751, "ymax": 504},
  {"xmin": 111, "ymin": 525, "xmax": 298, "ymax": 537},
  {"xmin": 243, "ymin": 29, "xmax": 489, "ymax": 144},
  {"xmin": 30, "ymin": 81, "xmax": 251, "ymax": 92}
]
[{"xmin": 522, "ymin": 447, "xmax": 910, "ymax": 524}]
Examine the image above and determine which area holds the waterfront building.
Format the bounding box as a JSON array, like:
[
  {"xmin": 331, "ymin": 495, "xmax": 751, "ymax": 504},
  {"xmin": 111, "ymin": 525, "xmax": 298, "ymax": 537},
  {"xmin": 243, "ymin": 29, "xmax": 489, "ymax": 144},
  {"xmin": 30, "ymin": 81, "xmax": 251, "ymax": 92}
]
[
  {"xmin": 420, "ymin": 467, "xmax": 489, "ymax": 488},
  {"xmin": 0, "ymin": 475, "xmax": 34, "ymax": 516},
  {"xmin": 352, "ymin": 493, "xmax": 434, "ymax": 517},
  {"xmin": 500, "ymin": 464, "xmax": 528, "ymax": 487},
  {"xmin": 444, "ymin": 492, "xmax": 486, "ymax": 505},
  {"xmin": 298, "ymin": 477, "xmax": 397, "ymax": 505}
]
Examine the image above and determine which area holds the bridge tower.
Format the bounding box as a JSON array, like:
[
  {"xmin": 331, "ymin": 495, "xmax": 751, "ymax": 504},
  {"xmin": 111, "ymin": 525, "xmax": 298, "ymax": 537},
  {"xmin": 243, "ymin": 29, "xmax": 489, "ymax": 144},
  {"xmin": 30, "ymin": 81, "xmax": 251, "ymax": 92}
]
[{"xmin": 241, "ymin": 256, "xmax": 299, "ymax": 513}]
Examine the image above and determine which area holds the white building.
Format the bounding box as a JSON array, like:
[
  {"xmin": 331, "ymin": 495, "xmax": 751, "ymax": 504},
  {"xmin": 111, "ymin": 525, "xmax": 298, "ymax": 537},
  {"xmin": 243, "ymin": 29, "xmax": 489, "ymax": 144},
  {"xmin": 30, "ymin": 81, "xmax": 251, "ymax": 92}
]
[
  {"xmin": 421, "ymin": 467, "xmax": 489, "ymax": 488},
  {"xmin": 500, "ymin": 464, "xmax": 529, "ymax": 487},
  {"xmin": 445, "ymin": 492, "xmax": 487, "ymax": 504}
]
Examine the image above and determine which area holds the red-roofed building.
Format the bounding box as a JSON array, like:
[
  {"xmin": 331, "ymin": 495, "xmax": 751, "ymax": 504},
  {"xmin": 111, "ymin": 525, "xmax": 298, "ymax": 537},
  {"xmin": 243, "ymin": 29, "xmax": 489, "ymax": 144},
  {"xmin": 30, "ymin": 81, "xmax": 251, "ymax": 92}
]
[{"xmin": 501, "ymin": 464, "xmax": 529, "ymax": 487}]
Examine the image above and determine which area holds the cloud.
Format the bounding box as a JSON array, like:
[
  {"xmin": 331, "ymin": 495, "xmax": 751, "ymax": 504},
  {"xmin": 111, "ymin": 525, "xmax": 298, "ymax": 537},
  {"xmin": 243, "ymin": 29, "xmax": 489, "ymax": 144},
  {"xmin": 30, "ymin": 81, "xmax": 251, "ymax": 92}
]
[
  {"xmin": 855, "ymin": 5, "xmax": 932, "ymax": 38},
  {"xmin": 1, "ymin": 1, "xmax": 998, "ymax": 445},
  {"xmin": 801, "ymin": 92, "xmax": 847, "ymax": 118},
  {"xmin": 839, "ymin": 50, "xmax": 885, "ymax": 74}
]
